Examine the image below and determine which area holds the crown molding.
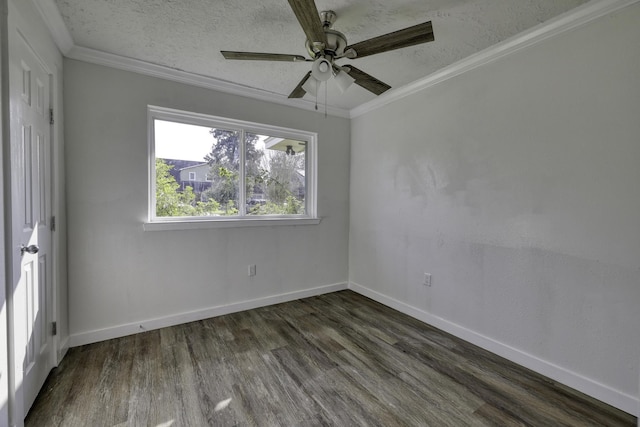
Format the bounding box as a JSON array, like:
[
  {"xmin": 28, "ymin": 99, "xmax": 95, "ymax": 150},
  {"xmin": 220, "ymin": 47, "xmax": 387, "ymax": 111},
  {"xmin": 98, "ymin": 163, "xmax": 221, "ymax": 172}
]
[
  {"xmin": 65, "ymin": 45, "xmax": 351, "ymax": 118},
  {"xmin": 350, "ymin": 0, "xmax": 640, "ymax": 118}
]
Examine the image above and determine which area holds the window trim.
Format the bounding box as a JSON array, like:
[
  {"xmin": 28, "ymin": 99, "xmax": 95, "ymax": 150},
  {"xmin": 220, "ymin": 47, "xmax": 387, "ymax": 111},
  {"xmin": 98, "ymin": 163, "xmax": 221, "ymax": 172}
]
[{"xmin": 146, "ymin": 105, "xmax": 318, "ymax": 229}]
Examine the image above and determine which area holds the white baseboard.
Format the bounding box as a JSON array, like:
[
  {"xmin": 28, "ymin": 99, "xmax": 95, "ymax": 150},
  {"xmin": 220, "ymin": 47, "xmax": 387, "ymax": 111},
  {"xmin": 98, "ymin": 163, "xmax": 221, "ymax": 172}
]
[
  {"xmin": 69, "ymin": 282, "xmax": 348, "ymax": 348},
  {"xmin": 348, "ymin": 281, "xmax": 639, "ymax": 417}
]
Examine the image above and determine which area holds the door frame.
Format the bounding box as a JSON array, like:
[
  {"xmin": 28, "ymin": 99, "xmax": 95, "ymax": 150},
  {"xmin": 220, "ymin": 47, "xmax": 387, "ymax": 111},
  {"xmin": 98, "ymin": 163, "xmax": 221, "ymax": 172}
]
[
  {"xmin": 3, "ymin": 1, "xmax": 63, "ymax": 425},
  {"xmin": 1, "ymin": 0, "xmax": 11, "ymax": 426}
]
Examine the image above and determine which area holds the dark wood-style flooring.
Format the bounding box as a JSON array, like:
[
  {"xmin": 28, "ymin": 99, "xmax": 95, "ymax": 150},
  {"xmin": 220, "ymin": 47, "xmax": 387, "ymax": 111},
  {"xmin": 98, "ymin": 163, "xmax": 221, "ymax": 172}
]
[{"xmin": 26, "ymin": 290, "xmax": 635, "ymax": 426}]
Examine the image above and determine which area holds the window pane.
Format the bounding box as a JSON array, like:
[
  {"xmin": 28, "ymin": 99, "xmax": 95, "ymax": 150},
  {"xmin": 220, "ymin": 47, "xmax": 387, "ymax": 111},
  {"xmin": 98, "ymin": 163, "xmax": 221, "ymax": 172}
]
[
  {"xmin": 203, "ymin": 128, "xmax": 240, "ymax": 215},
  {"xmin": 154, "ymin": 120, "xmax": 239, "ymax": 217},
  {"xmin": 246, "ymin": 134, "xmax": 306, "ymax": 216}
]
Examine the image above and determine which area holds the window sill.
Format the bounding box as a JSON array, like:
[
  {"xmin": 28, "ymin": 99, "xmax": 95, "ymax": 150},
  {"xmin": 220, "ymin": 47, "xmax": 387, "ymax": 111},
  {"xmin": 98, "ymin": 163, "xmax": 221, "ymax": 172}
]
[{"xmin": 143, "ymin": 217, "xmax": 321, "ymax": 231}]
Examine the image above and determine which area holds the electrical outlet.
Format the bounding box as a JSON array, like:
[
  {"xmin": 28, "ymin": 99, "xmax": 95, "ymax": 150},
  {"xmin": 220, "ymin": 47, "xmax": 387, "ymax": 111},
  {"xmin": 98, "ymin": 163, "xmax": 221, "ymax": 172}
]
[
  {"xmin": 248, "ymin": 264, "xmax": 257, "ymax": 277},
  {"xmin": 423, "ymin": 273, "xmax": 432, "ymax": 287}
]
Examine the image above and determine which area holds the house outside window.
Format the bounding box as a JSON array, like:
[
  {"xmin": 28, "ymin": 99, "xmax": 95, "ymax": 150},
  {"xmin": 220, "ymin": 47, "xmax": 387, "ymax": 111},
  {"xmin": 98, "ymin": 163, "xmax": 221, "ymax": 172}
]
[{"xmin": 147, "ymin": 106, "xmax": 317, "ymax": 228}]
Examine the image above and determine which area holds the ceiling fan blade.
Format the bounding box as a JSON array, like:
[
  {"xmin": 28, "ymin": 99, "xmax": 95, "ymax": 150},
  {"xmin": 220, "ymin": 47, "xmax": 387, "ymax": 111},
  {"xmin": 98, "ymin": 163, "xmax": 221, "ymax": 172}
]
[
  {"xmin": 221, "ymin": 51, "xmax": 308, "ymax": 62},
  {"xmin": 287, "ymin": 0, "xmax": 328, "ymax": 46},
  {"xmin": 288, "ymin": 71, "xmax": 313, "ymax": 99},
  {"xmin": 344, "ymin": 65, "xmax": 391, "ymax": 96},
  {"xmin": 346, "ymin": 21, "xmax": 434, "ymax": 59}
]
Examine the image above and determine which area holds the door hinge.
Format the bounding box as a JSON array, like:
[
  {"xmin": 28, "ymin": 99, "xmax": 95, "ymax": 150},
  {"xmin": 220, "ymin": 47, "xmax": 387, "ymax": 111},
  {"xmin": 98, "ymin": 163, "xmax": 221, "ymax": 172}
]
[
  {"xmin": 52, "ymin": 321, "xmax": 57, "ymax": 336},
  {"xmin": 51, "ymin": 215, "xmax": 56, "ymax": 231},
  {"xmin": 49, "ymin": 108, "xmax": 54, "ymax": 125}
]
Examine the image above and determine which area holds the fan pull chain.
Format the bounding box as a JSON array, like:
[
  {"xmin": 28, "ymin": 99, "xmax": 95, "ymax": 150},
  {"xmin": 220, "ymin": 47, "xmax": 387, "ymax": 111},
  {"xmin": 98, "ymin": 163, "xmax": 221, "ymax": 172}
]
[{"xmin": 324, "ymin": 80, "xmax": 328, "ymax": 118}]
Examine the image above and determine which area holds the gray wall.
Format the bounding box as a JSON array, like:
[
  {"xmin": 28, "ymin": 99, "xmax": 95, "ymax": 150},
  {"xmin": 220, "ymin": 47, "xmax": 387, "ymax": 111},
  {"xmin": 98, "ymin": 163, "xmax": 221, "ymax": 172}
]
[
  {"xmin": 64, "ymin": 59, "xmax": 350, "ymax": 342},
  {"xmin": 349, "ymin": 3, "xmax": 639, "ymax": 410}
]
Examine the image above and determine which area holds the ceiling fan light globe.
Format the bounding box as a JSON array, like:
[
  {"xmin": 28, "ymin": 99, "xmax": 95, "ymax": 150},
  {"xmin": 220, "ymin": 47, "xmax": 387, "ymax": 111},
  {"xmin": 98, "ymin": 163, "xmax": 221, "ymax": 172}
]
[
  {"xmin": 311, "ymin": 58, "xmax": 332, "ymax": 82},
  {"xmin": 302, "ymin": 75, "xmax": 320, "ymax": 97},
  {"xmin": 335, "ymin": 70, "xmax": 356, "ymax": 94}
]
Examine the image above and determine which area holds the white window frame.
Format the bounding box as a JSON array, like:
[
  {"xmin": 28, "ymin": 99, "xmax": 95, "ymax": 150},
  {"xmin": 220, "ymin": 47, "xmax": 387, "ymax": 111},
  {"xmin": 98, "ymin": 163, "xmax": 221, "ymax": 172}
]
[
  {"xmin": 145, "ymin": 105, "xmax": 319, "ymax": 231},
  {"xmin": 188, "ymin": 171, "xmax": 196, "ymax": 181}
]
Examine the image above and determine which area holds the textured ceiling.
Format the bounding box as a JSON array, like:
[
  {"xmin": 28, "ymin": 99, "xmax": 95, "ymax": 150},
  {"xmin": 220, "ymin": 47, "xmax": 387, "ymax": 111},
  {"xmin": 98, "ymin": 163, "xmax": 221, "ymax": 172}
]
[{"xmin": 54, "ymin": 0, "xmax": 590, "ymax": 111}]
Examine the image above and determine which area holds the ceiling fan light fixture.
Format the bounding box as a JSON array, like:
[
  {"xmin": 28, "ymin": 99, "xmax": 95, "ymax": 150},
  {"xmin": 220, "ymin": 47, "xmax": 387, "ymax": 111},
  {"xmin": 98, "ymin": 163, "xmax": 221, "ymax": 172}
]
[
  {"xmin": 302, "ymin": 75, "xmax": 320, "ymax": 96},
  {"xmin": 334, "ymin": 69, "xmax": 355, "ymax": 94},
  {"xmin": 311, "ymin": 57, "xmax": 332, "ymax": 82}
]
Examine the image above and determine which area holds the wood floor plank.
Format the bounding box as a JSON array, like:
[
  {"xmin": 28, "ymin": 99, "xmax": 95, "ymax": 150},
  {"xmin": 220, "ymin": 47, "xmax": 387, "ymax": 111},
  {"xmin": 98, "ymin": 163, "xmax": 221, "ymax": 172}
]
[
  {"xmin": 58, "ymin": 341, "xmax": 116, "ymax": 427},
  {"xmin": 129, "ymin": 330, "xmax": 169, "ymax": 426},
  {"xmin": 302, "ymin": 367, "xmax": 399, "ymax": 426},
  {"xmin": 182, "ymin": 322, "xmax": 244, "ymax": 426},
  {"xmin": 474, "ymin": 403, "xmax": 527, "ymax": 426},
  {"xmin": 25, "ymin": 290, "xmax": 637, "ymax": 427}
]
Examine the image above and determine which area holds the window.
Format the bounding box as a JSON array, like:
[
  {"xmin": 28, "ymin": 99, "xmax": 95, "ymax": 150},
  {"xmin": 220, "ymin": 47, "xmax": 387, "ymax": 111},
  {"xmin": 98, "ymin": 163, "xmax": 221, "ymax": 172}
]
[{"xmin": 147, "ymin": 106, "xmax": 318, "ymax": 229}]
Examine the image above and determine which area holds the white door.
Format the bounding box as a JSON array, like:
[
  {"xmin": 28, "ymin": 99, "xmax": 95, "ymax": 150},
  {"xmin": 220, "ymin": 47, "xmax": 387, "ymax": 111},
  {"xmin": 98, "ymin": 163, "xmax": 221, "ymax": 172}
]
[{"xmin": 9, "ymin": 29, "xmax": 54, "ymax": 417}]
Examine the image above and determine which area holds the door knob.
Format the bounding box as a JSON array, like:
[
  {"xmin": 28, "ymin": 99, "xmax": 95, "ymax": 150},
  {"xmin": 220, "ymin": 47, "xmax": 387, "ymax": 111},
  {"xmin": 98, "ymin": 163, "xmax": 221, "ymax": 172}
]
[{"xmin": 20, "ymin": 244, "xmax": 39, "ymax": 255}]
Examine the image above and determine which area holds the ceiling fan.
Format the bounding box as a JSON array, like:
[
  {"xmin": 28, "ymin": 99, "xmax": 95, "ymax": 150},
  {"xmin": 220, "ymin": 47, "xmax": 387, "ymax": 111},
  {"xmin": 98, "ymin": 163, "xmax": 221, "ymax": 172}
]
[{"xmin": 221, "ymin": 0, "xmax": 434, "ymax": 99}]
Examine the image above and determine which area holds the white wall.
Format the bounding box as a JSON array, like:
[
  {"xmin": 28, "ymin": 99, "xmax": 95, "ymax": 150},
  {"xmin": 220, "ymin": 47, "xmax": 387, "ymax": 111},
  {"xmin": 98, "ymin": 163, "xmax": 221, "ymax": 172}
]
[
  {"xmin": 64, "ymin": 59, "xmax": 350, "ymax": 344},
  {"xmin": 349, "ymin": 3, "xmax": 640, "ymax": 414}
]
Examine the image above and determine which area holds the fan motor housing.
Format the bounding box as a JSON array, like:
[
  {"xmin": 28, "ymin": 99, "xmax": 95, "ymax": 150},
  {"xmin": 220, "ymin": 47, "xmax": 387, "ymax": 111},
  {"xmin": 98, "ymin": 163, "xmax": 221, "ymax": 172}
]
[{"xmin": 306, "ymin": 28, "xmax": 348, "ymax": 60}]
